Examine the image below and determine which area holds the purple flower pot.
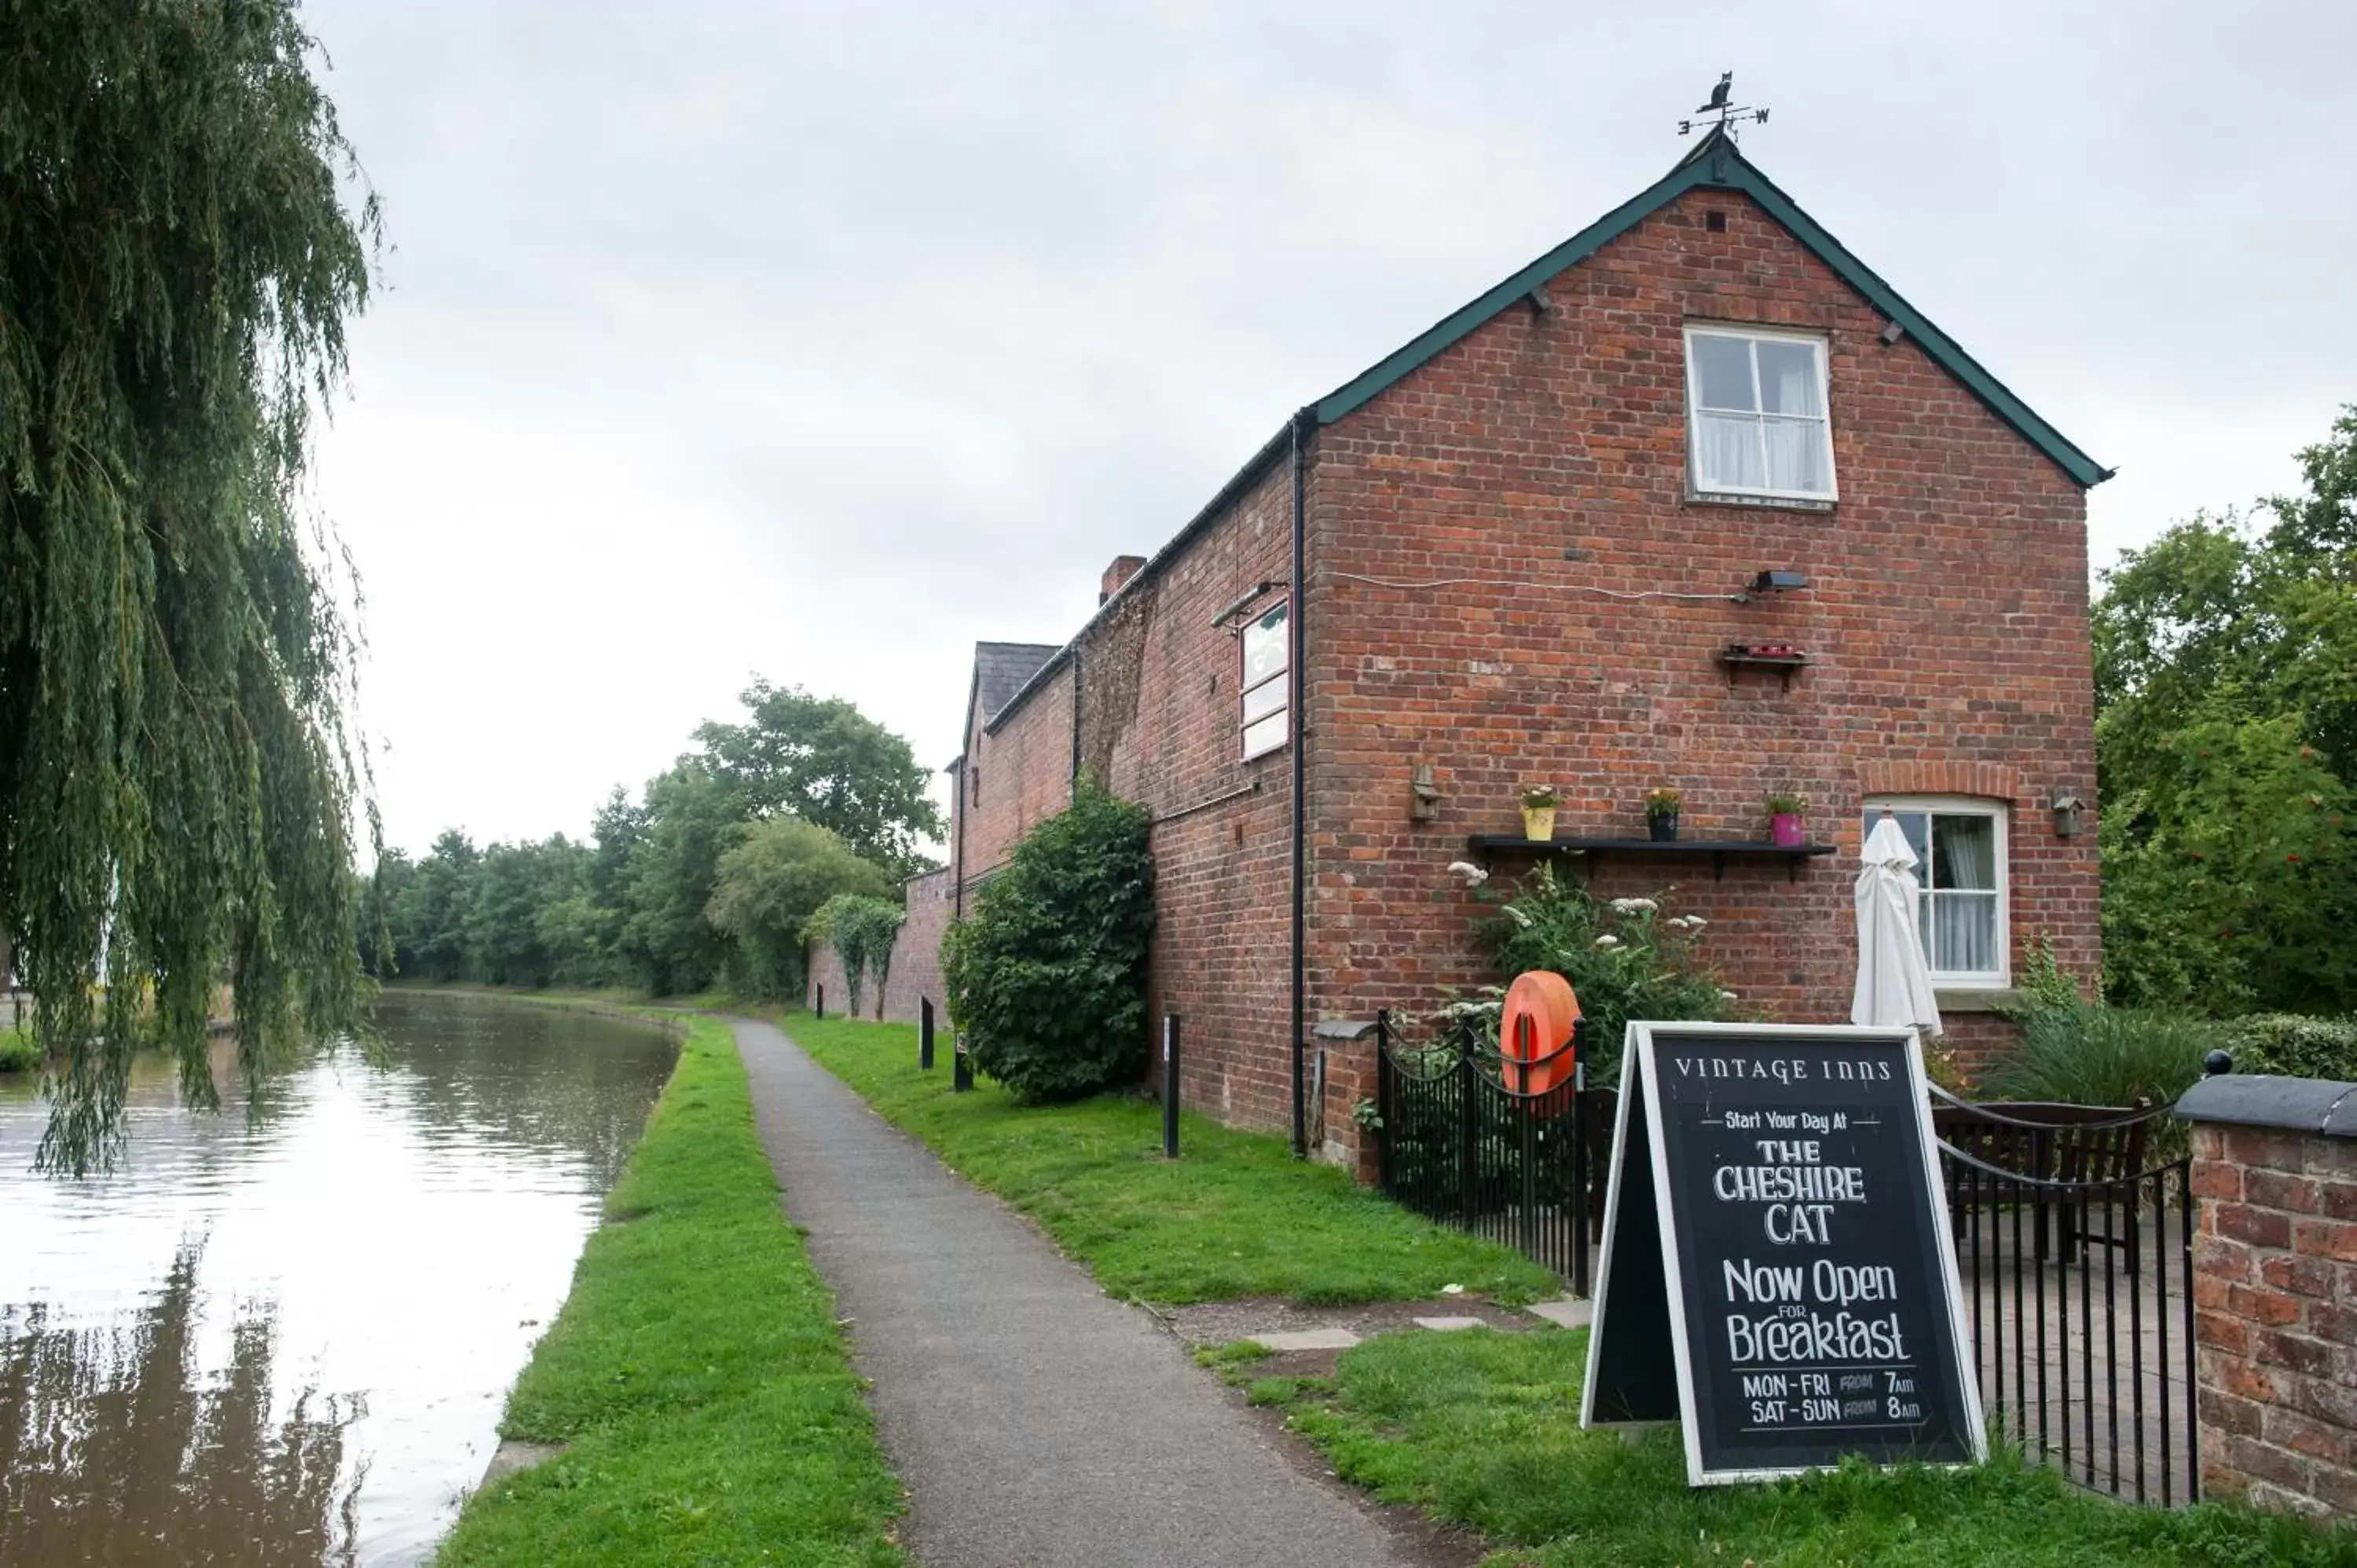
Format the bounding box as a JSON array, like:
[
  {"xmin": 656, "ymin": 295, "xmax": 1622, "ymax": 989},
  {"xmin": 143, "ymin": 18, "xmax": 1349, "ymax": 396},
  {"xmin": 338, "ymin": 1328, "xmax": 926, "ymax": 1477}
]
[{"xmin": 1770, "ymin": 812, "xmax": 1805, "ymax": 848}]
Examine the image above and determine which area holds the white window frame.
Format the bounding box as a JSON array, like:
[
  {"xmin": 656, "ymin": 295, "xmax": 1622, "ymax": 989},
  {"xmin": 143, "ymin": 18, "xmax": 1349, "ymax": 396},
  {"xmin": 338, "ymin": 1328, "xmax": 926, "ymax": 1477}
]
[
  {"xmin": 1863, "ymin": 796, "xmax": 2010, "ymax": 989},
  {"xmin": 1240, "ymin": 600, "xmax": 1290, "ymax": 761},
  {"xmin": 1684, "ymin": 324, "xmax": 1838, "ymax": 504}
]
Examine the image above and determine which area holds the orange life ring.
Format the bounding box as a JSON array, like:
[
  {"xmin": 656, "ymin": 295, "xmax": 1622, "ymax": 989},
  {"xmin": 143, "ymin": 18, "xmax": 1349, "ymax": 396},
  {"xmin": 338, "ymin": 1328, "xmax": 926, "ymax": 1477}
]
[{"xmin": 1501, "ymin": 970, "xmax": 1581, "ymax": 1097}]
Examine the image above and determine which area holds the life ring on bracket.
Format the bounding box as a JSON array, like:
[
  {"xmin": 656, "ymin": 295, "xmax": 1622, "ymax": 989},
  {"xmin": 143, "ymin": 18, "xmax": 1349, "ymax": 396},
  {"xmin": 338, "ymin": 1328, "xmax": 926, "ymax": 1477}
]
[{"xmin": 1500, "ymin": 971, "xmax": 1581, "ymax": 1098}]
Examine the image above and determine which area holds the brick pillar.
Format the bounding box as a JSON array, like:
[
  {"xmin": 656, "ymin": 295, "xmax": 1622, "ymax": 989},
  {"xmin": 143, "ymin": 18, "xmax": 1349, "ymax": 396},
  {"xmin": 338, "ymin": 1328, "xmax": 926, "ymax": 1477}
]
[{"xmin": 2176, "ymin": 1074, "xmax": 2357, "ymax": 1519}]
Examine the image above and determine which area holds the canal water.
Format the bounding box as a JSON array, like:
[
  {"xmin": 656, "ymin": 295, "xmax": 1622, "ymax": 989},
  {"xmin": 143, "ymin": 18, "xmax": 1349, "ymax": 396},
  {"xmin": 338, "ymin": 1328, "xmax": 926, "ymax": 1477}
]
[{"xmin": 0, "ymin": 993, "xmax": 677, "ymax": 1566}]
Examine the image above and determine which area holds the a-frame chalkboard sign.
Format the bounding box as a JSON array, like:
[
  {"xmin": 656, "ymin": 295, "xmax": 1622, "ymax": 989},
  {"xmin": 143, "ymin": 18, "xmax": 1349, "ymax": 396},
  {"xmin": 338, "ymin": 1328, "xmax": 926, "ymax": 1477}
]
[{"xmin": 1580, "ymin": 1023, "xmax": 1985, "ymax": 1486}]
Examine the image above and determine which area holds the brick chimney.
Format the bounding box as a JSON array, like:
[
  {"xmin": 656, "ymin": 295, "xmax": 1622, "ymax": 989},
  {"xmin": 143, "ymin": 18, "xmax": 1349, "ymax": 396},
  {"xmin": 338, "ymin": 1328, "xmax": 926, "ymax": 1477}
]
[{"xmin": 1100, "ymin": 555, "xmax": 1148, "ymax": 604}]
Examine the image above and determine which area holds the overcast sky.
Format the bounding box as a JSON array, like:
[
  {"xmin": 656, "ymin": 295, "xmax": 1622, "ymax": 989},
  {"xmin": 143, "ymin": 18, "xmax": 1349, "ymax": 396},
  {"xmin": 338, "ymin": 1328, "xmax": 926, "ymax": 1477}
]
[{"xmin": 299, "ymin": 0, "xmax": 2357, "ymax": 858}]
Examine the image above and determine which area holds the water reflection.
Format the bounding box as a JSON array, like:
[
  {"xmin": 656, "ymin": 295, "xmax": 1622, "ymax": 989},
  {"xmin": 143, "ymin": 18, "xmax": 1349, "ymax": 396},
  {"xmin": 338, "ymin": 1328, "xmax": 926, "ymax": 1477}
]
[
  {"xmin": 0, "ymin": 994, "xmax": 676, "ymax": 1566},
  {"xmin": 1, "ymin": 1245, "xmax": 362, "ymax": 1566}
]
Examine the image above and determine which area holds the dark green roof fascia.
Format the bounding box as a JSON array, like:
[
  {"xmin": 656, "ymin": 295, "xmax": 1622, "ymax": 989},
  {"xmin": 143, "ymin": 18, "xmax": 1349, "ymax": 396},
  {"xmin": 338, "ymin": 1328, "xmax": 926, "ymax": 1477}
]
[{"xmin": 1310, "ymin": 139, "xmax": 2110, "ymax": 489}]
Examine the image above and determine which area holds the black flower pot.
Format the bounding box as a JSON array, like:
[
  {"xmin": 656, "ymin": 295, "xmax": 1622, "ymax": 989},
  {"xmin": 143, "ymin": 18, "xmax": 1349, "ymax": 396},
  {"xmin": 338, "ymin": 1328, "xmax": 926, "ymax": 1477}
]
[{"xmin": 1648, "ymin": 815, "xmax": 1680, "ymax": 842}]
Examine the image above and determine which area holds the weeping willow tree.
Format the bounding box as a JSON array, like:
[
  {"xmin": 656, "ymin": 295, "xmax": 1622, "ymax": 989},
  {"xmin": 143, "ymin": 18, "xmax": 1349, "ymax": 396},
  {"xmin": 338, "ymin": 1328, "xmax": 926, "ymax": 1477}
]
[{"xmin": 0, "ymin": 0, "xmax": 379, "ymax": 1172}]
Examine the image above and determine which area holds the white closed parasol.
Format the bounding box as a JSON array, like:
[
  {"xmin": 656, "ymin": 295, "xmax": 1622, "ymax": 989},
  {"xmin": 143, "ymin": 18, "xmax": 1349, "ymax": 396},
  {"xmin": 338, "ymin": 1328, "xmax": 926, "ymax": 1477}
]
[{"xmin": 1852, "ymin": 812, "xmax": 1942, "ymax": 1034}]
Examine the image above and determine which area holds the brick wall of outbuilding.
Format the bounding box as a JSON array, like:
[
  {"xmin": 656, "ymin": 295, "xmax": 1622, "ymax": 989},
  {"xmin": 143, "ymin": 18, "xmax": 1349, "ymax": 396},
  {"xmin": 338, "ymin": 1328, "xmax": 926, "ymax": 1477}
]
[
  {"xmin": 807, "ymin": 866, "xmax": 953, "ymax": 1024},
  {"xmin": 1302, "ymin": 185, "xmax": 2099, "ymax": 1166},
  {"xmin": 918, "ymin": 180, "xmax": 2100, "ymax": 1176},
  {"xmin": 967, "ymin": 463, "xmax": 1300, "ymax": 1136}
]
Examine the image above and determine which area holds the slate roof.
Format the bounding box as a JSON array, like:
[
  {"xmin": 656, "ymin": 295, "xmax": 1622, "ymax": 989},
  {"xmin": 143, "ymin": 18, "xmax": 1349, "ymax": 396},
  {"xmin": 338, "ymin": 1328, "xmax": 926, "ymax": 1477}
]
[{"xmin": 972, "ymin": 642, "xmax": 1062, "ymax": 727}]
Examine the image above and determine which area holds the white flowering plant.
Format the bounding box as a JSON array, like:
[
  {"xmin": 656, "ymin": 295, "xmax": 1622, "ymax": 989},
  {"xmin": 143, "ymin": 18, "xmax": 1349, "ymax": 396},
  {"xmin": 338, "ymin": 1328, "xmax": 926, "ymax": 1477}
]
[{"xmin": 1467, "ymin": 862, "xmax": 1739, "ymax": 1083}]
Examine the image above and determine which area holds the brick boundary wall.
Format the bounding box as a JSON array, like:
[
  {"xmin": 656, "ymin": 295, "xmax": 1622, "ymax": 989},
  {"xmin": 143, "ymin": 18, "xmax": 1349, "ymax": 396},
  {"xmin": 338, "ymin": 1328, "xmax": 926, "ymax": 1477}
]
[
  {"xmin": 2176, "ymin": 1073, "xmax": 2357, "ymax": 1519},
  {"xmin": 805, "ymin": 868, "xmax": 952, "ymax": 1025}
]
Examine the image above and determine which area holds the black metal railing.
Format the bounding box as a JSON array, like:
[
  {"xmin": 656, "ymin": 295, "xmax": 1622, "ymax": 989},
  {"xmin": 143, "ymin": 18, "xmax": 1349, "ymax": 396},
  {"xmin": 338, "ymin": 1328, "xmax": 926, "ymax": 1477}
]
[
  {"xmin": 1372, "ymin": 1022, "xmax": 2199, "ymax": 1506},
  {"xmin": 1372, "ymin": 1011, "xmax": 1613, "ymax": 1296},
  {"xmin": 1937, "ymin": 1113, "xmax": 2198, "ymax": 1507}
]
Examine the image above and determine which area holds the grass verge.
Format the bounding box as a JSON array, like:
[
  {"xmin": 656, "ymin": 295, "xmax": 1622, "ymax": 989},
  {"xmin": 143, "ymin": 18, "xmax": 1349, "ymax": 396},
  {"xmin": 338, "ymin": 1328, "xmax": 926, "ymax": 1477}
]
[
  {"xmin": 1241, "ymin": 1325, "xmax": 2357, "ymax": 1567},
  {"xmin": 777, "ymin": 1010, "xmax": 1557, "ymax": 1306},
  {"xmin": 434, "ymin": 1013, "xmax": 904, "ymax": 1567}
]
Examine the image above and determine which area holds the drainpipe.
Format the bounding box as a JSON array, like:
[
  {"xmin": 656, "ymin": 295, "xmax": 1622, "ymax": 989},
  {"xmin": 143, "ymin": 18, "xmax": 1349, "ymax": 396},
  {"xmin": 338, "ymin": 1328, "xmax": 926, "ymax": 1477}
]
[
  {"xmin": 1069, "ymin": 648, "xmax": 1083, "ymax": 790},
  {"xmin": 1289, "ymin": 406, "xmax": 1312, "ymax": 1160}
]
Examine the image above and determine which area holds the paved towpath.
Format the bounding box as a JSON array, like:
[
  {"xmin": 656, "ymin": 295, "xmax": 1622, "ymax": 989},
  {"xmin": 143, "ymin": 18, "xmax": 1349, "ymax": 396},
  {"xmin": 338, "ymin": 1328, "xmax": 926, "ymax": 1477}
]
[{"xmin": 732, "ymin": 1017, "xmax": 1435, "ymax": 1568}]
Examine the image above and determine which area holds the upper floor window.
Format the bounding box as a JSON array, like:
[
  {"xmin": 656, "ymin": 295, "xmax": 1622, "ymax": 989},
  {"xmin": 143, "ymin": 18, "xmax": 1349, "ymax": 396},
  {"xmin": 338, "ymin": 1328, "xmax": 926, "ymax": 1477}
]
[
  {"xmin": 1241, "ymin": 601, "xmax": 1289, "ymax": 760},
  {"xmin": 1685, "ymin": 326, "xmax": 1835, "ymax": 503},
  {"xmin": 1862, "ymin": 798, "xmax": 2008, "ymax": 987}
]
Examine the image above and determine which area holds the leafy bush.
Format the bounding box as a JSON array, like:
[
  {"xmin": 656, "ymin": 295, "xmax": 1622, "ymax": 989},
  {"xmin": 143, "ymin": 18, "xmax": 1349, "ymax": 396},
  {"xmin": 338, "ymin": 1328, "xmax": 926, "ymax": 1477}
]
[
  {"xmin": 1984, "ymin": 1000, "xmax": 2222, "ymax": 1116},
  {"xmin": 941, "ymin": 779, "xmax": 1154, "ymax": 1101},
  {"xmin": 1475, "ymin": 863, "xmax": 1733, "ymax": 1084},
  {"xmin": 2223, "ymin": 1014, "xmax": 2357, "ymax": 1082},
  {"xmin": 706, "ymin": 819, "xmax": 892, "ymax": 999},
  {"xmin": 0, "ymin": 1026, "xmax": 39, "ymax": 1073},
  {"xmin": 801, "ymin": 893, "xmax": 904, "ymax": 1018}
]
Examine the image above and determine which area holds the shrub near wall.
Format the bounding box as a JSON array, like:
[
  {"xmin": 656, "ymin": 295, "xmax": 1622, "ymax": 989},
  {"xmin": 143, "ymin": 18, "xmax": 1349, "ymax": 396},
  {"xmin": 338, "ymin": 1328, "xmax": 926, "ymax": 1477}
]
[
  {"xmin": 2225, "ymin": 1015, "xmax": 2357, "ymax": 1081},
  {"xmin": 942, "ymin": 780, "xmax": 1154, "ymax": 1101}
]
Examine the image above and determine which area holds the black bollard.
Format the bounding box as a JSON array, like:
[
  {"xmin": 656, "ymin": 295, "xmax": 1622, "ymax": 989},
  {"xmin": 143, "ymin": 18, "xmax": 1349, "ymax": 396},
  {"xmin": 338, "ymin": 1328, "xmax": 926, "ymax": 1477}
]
[
  {"xmin": 1162, "ymin": 1013, "xmax": 1182, "ymax": 1159},
  {"xmin": 953, "ymin": 1031, "xmax": 973, "ymax": 1093},
  {"xmin": 920, "ymin": 998, "xmax": 936, "ymax": 1070},
  {"xmin": 815, "ymin": 984, "xmax": 825, "ymax": 1021}
]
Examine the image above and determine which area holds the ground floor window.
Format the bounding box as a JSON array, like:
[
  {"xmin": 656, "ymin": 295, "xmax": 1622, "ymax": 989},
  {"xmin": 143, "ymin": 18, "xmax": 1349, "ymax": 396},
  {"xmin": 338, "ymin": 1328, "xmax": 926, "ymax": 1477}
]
[{"xmin": 1862, "ymin": 797, "xmax": 2008, "ymax": 986}]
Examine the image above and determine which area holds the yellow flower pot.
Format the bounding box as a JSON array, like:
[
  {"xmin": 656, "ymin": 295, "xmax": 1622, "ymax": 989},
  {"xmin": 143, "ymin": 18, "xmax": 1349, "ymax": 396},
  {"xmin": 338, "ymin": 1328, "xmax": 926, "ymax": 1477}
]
[{"xmin": 1521, "ymin": 804, "xmax": 1557, "ymax": 841}]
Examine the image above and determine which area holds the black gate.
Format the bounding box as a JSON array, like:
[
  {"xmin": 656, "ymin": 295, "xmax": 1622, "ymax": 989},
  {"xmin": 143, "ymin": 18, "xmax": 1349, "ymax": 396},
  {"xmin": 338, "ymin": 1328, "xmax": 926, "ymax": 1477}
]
[
  {"xmin": 1937, "ymin": 1105, "xmax": 2200, "ymax": 1505},
  {"xmin": 1371, "ymin": 1019, "xmax": 2200, "ymax": 1505},
  {"xmin": 1372, "ymin": 1012, "xmax": 1613, "ymax": 1297}
]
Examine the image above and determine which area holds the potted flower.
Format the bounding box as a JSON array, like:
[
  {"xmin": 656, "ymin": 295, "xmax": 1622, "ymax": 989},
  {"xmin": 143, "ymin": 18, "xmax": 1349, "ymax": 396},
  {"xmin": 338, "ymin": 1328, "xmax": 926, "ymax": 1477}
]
[
  {"xmin": 1644, "ymin": 787, "xmax": 1682, "ymax": 842},
  {"xmin": 1765, "ymin": 791, "xmax": 1808, "ymax": 848},
  {"xmin": 1520, "ymin": 785, "xmax": 1561, "ymax": 842}
]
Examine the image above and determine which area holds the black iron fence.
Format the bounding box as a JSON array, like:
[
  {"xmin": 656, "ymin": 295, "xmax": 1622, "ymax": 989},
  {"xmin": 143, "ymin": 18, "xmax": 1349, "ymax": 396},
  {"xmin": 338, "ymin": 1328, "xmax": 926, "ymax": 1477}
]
[
  {"xmin": 1372, "ymin": 1012, "xmax": 1613, "ymax": 1296},
  {"xmin": 1937, "ymin": 1107, "xmax": 2199, "ymax": 1506},
  {"xmin": 1369, "ymin": 1017, "xmax": 2200, "ymax": 1506}
]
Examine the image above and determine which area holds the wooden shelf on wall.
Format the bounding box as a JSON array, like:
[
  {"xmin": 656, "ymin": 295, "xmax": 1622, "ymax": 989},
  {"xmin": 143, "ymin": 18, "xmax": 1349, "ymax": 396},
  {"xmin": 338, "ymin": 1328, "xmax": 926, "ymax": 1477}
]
[
  {"xmin": 1466, "ymin": 835, "xmax": 1838, "ymax": 883},
  {"xmin": 1717, "ymin": 648, "xmax": 1813, "ymax": 690}
]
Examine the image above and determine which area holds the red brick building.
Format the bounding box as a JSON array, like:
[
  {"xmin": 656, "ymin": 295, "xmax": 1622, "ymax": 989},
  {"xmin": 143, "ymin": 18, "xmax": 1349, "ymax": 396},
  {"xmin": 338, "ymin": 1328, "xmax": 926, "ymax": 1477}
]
[{"xmin": 897, "ymin": 130, "xmax": 2107, "ymax": 1171}]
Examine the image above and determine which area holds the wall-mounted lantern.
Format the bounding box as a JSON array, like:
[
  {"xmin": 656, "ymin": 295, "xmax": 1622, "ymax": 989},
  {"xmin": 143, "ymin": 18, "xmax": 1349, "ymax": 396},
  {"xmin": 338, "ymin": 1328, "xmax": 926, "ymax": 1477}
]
[
  {"xmin": 1410, "ymin": 764, "xmax": 1442, "ymax": 822},
  {"xmin": 2051, "ymin": 789, "xmax": 2088, "ymax": 838}
]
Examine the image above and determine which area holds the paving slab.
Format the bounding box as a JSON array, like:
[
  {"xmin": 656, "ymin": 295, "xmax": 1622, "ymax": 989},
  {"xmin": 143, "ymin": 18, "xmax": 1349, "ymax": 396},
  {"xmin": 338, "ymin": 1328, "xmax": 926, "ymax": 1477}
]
[
  {"xmin": 732, "ymin": 1018, "xmax": 1432, "ymax": 1568},
  {"xmin": 1527, "ymin": 1298, "xmax": 1594, "ymax": 1330},
  {"xmin": 1411, "ymin": 1317, "xmax": 1487, "ymax": 1332},
  {"xmin": 1249, "ymin": 1328, "xmax": 1362, "ymax": 1352}
]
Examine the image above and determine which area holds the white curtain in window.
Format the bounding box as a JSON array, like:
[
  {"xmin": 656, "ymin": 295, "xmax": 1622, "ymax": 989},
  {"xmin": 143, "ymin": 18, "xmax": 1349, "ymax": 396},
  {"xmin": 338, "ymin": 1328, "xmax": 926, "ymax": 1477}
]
[
  {"xmin": 1933, "ymin": 815, "xmax": 1996, "ymax": 890},
  {"xmin": 1756, "ymin": 342, "xmax": 1820, "ymax": 416},
  {"xmin": 1696, "ymin": 413, "xmax": 1764, "ymax": 489},
  {"xmin": 1931, "ymin": 893, "xmax": 1998, "ymax": 975},
  {"xmin": 1761, "ymin": 419, "xmax": 1828, "ymax": 493}
]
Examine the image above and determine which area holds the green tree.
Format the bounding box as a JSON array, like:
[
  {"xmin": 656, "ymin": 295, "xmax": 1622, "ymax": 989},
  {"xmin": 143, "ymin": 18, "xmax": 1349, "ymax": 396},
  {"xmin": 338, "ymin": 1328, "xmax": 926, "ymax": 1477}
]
[
  {"xmin": 0, "ymin": 0, "xmax": 379, "ymax": 1170},
  {"xmin": 393, "ymin": 831, "xmax": 478, "ymax": 984},
  {"xmin": 618, "ymin": 764, "xmax": 737, "ymax": 995},
  {"xmin": 2094, "ymin": 406, "xmax": 2357, "ymax": 1013},
  {"xmin": 359, "ymin": 850, "xmax": 415, "ymax": 979},
  {"xmin": 941, "ymin": 781, "xmax": 1154, "ymax": 1101},
  {"xmin": 464, "ymin": 837, "xmax": 588, "ymax": 988},
  {"xmin": 695, "ymin": 680, "xmax": 944, "ymax": 878},
  {"xmin": 706, "ymin": 819, "xmax": 892, "ymax": 1000}
]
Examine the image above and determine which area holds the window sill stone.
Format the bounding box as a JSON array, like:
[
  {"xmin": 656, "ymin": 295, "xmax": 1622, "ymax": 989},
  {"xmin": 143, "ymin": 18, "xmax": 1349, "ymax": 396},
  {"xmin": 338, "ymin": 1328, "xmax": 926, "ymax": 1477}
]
[
  {"xmin": 1935, "ymin": 987, "xmax": 2021, "ymax": 1014},
  {"xmin": 1684, "ymin": 490, "xmax": 1837, "ymax": 515}
]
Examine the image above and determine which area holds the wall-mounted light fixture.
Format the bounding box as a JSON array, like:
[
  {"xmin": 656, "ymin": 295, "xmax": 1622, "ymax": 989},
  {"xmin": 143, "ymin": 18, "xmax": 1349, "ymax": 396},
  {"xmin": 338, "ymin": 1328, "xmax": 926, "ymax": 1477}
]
[
  {"xmin": 1879, "ymin": 321, "xmax": 1906, "ymax": 346},
  {"xmin": 1749, "ymin": 570, "xmax": 1809, "ymax": 595},
  {"xmin": 1409, "ymin": 764, "xmax": 1442, "ymax": 822},
  {"xmin": 2051, "ymin": 789, "xmax": 2088, "ymax": 838}
]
